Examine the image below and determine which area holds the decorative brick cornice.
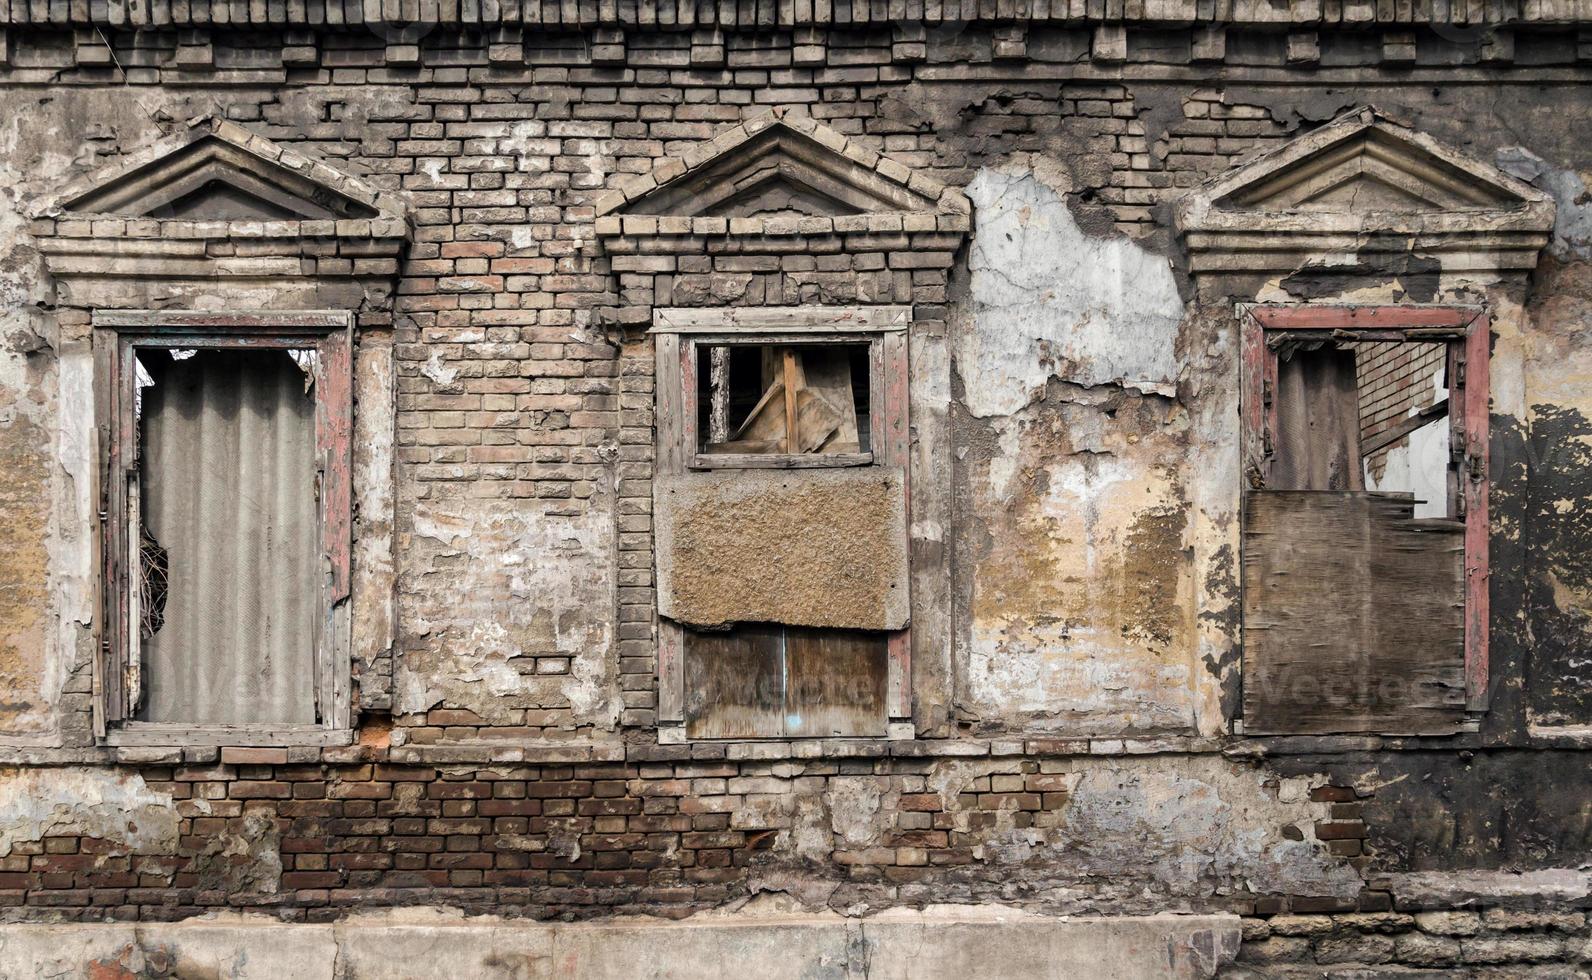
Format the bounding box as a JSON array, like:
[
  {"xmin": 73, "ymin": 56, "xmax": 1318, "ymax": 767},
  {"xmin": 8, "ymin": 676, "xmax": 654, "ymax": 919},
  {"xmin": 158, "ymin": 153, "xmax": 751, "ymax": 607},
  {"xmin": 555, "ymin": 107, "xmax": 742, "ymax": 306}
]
[{"xmin": 2, "ymin": 1, "xmax": 1590, "ymax": 29}]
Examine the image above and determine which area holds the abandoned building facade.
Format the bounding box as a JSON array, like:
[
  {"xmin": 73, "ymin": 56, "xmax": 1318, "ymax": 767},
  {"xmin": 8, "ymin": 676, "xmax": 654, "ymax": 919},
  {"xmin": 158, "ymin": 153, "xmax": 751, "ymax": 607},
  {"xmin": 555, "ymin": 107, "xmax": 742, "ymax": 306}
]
[{"xmin": 2, "ymin": 3, "xmax": 1592, "ymax": 976}]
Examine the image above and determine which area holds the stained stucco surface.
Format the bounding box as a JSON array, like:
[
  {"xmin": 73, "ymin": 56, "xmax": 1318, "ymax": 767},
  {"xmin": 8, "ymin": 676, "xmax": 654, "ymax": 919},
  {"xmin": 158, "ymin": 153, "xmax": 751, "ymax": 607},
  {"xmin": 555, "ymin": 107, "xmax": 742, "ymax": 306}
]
[{"xmin": 954, "ymin": 161, "xmax": 1205, "ymax": 736}]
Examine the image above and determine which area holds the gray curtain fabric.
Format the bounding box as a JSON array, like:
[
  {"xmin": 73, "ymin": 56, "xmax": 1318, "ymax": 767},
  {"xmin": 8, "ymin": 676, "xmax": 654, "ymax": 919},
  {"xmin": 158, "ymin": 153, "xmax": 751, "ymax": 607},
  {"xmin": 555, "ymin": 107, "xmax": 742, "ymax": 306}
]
[
  {"xmin": 137, "ymin": 349, "xmax": 319, "ymax": 725},
  {"xmin": 1271, "ymin": 344, "xmax": 1366, "ymax": 492}
]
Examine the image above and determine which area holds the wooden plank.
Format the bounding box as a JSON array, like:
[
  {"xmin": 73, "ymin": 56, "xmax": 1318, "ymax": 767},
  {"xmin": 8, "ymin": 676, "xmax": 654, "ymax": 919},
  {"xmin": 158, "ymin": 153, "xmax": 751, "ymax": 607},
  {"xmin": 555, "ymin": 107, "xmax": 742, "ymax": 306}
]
[
  {"xmin": 1241, "ymin": 491, "xmax": 1467, "ymax": 735},
  {"xmin": 654, "ymin": 334, "xmax": 685, "ymax": 723},
  {"xmin": 683, "ymin": 625, "xmax": 784, "ymax": 738},
  {"xmin": 1463, "ymin": 317, "xmax": 1490, "ymax": 709},
  {"xmin": 785, "ymin": 627, "xmax": 886, "ymax": 738},
  {"xmin": 651, "ymin": 304, "xmax": 911, "ymax": 333},
  {"xmin": 92, "ymin": 332, "xmax": 120, "ymax": 734},
  {"xmin": 104, "ymin": 723, "xmax": 356, "ymax": 747},
  {"xmin": 94, "ymin": 308, "xmax": 351, "ymax": 330},
  {"xmin": 679, "ymin": 337, "xmax": 699, "ymax": 462},
  {"xmin": 687, "ymin": 451, "xmax": 874, "ymax": 470},
  {"xmin": 318, "ymin": 324, "xmax": 353, "ymax": 602},
  {"xmin": 655, "ymin": 333, "xmax": 683, "ymax": 473},
  {"xmin": 782, "ymin": 347, "xmax": 800, "ymax": 453},
  {"xmin": 1239, "ymin": 306, "xmax": 1267, "ymax": 487},
  {"xmin": 1247, "ymin": 303, "xmax": 1483, "ymax": 331},
  {"xmin": 879, "ymin": 330, "xmax": 912, "ymax": 719}
]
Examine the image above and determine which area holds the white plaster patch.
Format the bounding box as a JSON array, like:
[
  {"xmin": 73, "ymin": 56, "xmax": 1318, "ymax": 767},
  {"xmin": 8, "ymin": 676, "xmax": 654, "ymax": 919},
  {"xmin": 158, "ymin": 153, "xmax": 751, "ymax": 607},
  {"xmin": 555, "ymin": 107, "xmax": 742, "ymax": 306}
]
[
  {"xmin": 397, "ymin": 498, "xmax": 619, "ymax": 728},
  {"xmin": 420, "ymin": 350, "xmax": 458, "ymax": 385},
  {"xmin": 0, "ymin": 767, "xmax": 179, "ymax": 856},
  {"xmin": 959, "ymin": 162, "xmax": 1185, "ymax": 418},
  {"xmin": 1365, "ymin": 369, "xmax": 1451, "ymax": 519}
]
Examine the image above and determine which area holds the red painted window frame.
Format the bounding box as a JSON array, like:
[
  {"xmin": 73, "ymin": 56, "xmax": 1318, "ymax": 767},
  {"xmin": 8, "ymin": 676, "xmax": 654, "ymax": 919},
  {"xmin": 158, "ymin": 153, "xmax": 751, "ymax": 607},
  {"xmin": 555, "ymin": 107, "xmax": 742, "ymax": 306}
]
[{"xmin": 1238, "ymin": 303, "xmax": 1491, "ymax": 711}]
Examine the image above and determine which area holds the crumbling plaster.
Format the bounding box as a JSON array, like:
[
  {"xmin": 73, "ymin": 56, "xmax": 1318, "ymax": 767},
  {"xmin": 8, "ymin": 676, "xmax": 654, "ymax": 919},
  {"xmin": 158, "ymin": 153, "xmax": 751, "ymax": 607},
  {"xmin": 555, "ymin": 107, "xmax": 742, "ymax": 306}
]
[
  {"xmin": 397, "ymin": 494, "xmax": 621, "ymax": 731},
  {"xmin": 951, "ymin": 157, "xmax": 1233, "ymax": 738},
  {"xmin": 0, "ymin": 766, "xmax": 178, "ymax": 858}
]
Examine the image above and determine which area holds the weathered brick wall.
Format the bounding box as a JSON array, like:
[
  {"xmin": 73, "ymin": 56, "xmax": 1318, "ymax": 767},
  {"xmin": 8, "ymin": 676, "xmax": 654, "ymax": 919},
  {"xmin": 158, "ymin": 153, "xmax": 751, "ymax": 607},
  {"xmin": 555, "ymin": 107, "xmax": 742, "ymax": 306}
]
[
  {"xmin": 0, "ymin": 746, "xmax": 1369, "ymax": 922},
  {"xmin": 2, "ymin": 14, "xmax": 1592, "ymax": 969}
]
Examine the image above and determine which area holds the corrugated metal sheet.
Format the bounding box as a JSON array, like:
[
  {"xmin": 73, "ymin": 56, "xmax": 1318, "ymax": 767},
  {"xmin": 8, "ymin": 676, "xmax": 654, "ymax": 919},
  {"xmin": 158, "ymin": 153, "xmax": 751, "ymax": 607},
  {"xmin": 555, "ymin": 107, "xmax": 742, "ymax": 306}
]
[{"xmin": 136, "ymin": 349, "xmax": 319, "ymax": 725}]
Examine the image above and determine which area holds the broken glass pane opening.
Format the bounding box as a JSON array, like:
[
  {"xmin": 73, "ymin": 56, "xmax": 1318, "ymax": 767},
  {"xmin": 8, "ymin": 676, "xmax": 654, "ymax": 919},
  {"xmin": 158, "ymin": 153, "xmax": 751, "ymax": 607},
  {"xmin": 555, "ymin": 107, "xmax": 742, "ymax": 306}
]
[
  {"xmin": 138, "ymin": 526, "xmax": 168, "ymax": 640},
  {"xmin": 695, "ymin": 342, "xmax": 871, "ymax": 456},
  {"xmin": 132, "ymin": 347, "xmax": 320, "ymax": 725}
]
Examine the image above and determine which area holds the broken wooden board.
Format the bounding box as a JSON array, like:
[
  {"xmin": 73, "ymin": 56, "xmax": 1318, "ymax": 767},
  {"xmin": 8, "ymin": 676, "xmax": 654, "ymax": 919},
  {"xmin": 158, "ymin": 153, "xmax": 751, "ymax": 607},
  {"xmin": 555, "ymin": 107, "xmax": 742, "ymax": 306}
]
[
  {"xmin": 1241, "ymin": 491, "xmax": 1466, "ymax": 735},
  {"xmin": 655, "ymin": 467, "xmax": 909, "ymax": 631},
  {"xmin": 708, "ymin": 346, "xmax": 860, "ymax": 455}
]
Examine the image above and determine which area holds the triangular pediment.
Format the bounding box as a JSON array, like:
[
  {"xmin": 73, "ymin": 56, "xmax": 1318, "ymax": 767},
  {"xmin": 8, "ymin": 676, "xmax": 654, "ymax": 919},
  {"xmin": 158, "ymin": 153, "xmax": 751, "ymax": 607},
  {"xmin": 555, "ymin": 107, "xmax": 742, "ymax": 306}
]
[
  {"xmin": 1175, "ymin": 107, "xmax": 1556, "ymax": 274},
  {"xmin": 595, "ymin": 109, "xmax": 966, "ymax": 223},
  {"xmin": 1217, "ymin": 123, "xmax": 1522, "ymax": 214},
  {"xmin": 39, "ymin": 116, "xmax": 403, "ymax": 226}
]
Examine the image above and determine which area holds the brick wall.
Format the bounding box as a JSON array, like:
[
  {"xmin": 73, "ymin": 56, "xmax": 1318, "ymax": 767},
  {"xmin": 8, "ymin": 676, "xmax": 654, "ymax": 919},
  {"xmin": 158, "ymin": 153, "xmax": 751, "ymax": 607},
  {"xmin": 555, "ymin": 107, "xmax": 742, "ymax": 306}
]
[{"xmin": 0, "ymin": 749, "xmax": 1367, "ymax": 922}]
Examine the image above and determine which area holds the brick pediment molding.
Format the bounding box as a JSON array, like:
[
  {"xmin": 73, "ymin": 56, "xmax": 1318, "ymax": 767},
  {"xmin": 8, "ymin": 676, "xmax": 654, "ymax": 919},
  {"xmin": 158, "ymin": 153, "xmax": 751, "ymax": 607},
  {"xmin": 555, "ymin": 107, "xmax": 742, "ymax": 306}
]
[
  {"xmin": 31, "ymin": 116, "xmax": 410, "ymax": 309},
  {"xmin": 593, "ymin": 109, "xmax": 970, "ymax": 259}
]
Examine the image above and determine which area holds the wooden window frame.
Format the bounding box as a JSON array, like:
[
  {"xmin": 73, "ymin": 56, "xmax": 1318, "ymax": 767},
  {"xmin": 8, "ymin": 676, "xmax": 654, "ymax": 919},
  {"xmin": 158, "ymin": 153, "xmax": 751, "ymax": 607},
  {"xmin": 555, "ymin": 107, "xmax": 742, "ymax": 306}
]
[
  {"xmin": 1238, "ymin": 303, "xmax": 1491, "ymax": 711},
  {"xmin": 92, "ymin": 310, "xmax": 355, "ymax": 748},
  {"xmin": 652, "ymin": 305, "xmax": 914, "ymax": 735}
]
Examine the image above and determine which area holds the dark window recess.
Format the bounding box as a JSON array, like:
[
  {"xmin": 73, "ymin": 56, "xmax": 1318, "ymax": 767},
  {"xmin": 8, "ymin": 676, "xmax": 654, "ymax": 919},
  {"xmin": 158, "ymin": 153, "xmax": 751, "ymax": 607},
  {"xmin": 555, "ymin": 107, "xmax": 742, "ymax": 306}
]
[
  {"xmin": 130, "ymin": 348, "xmax": 320, "ymax": 725},
  {"xmin": 683, "ymin": 624, "xmax": 887, "ymax": 739},
  {"xmin": 1244, "ymin": 339, "xmax": 1467, "ymax": 735},
  {"xmin": 695, "ymin": 343, "xmax": 871, "ymax": 456}
]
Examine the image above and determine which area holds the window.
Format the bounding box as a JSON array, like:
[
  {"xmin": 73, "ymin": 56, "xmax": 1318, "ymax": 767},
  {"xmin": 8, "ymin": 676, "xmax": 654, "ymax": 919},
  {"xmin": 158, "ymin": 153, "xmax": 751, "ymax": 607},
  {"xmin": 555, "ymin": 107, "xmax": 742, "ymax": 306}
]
[
  {"xmin": 94, "ymin": 311, "xmax": 353, "ymax": 745},
  {"xmin": 1239, "ymin": 305, "xmax": 1489, "ymax": 736},
  {"xmin": 694, "ymin": 341, "xmax": 873, "ymax": 463},
  {"xmin": 653, "ymin": 306, "xmax": 913, "ymax": 739}
]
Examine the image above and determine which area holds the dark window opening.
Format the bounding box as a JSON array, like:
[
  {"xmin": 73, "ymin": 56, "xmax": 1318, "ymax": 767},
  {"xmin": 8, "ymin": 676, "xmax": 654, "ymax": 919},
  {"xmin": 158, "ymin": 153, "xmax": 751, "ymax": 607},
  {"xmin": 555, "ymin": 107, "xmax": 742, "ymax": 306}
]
[{"xmin": 694, "ymin": 342, "xmax": 871, "ymax": 457}]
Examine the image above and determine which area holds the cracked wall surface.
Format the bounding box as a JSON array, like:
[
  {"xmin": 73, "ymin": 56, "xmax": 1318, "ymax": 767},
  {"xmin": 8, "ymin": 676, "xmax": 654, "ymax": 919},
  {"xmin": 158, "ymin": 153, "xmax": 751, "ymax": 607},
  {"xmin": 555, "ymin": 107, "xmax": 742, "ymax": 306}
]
[{"xmin": 1, "ymin": 20, "xmax": 1592, "ymax": 974}]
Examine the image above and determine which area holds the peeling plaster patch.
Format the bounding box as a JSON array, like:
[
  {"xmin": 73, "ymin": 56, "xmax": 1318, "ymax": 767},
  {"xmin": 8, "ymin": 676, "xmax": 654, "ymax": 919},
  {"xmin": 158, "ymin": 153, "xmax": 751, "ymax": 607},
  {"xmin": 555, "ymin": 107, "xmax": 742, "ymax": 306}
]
[
  {"xmin": 397, "ymin": 498, "xmax": 618, "ymax": 729},
  {"xmin": 959, "ymin": 160, "xmax": 1184, "ymax": 418},
  {"xmin": 1058, "ymin": 766, "xmax": 1361, "ymax": 900},
  {"xmin": 963, "ymin": 390, "xmax": 1198, "ymax": 735},
  {"xmin": 0, "ymin": 767, "xmax": 179, "ymax": 856},
  {"xmin": 1497, "ymin": 146, "xmax": 1592, "ymax": 260},
  {"xmin": 826, "ymin": 776, "xmax": 890, "ymax": 847},
  {"xmin": 910, "ymin": 756, "xmax": 1361, "ymax": 908},
  {"xmin": 420, "ymin": 350, "xmax": 458, "ymax": 386}
]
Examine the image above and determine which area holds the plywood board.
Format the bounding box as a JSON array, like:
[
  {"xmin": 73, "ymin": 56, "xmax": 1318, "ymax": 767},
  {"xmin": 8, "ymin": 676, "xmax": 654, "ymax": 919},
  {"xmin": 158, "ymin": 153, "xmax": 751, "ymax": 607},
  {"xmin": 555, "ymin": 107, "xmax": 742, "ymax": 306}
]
[{"xmin": 1242, "ymin": 491, "xmax": 1466, "ymax": 735}]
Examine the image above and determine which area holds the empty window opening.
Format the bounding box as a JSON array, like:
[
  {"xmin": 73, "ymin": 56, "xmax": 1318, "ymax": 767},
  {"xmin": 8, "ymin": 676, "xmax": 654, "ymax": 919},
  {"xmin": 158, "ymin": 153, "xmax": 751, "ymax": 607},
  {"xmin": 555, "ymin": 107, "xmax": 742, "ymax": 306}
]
[
  {"xmin": 695, "ymin": 342, "xmax": 871, "ymax": 457},
  {"xmin": 131, "ymin": 347, "xmax": 320, "ymax": 725},
  {"xmin": 1270, "ymin": 338, "xmax": 1454, "ymax": 517},
  {"xmin": 682, "ymin": 624, "xmax": 887, "ymax": 739}
]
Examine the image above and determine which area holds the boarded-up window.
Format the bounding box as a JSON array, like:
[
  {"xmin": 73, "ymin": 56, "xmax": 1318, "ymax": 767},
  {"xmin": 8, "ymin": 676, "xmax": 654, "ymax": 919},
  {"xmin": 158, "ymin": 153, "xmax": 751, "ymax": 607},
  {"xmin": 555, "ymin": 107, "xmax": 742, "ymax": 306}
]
[
  {"xmin": 652, "ymin": 307, "xmax": 912, "ymax": 736},
  {"xmin": 1239, "ymin": 306, "xmax": 1489, "ymax": 736},
  {"xmin": 683, "ymin": 625, "xmax": 887, "ymax": 738},
  {"xmin": 135, "ymin": 349, "xmax": 319, "ymax": 724},
  {"xmin": 95, "ymin": 311, "xmax": 354, "ymax": 742}
]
